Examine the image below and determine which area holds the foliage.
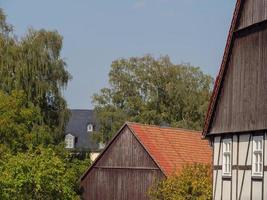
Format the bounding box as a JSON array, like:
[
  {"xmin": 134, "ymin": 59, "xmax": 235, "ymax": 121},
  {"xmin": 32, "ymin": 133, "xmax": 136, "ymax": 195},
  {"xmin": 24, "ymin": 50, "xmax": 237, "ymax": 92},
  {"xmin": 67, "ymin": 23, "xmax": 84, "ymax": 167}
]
[
  {"xmin": 149, "ymin": 164, "xmax": 212, "ymax": 200},
  {"xmin": 0, "ymin": 8, "xmax": 71, "ymax": 143},
  {"xmin": 93, "ymin": 55, "xmax": 213, "ymax": 143},
  {"xmin": 0, "ymin": 90, "xmax": 53, "ymax": 153},
  {"xmin": 0, "ymin": 146, "xmax": 91, "ymax": 200},
  {"xmin": 0, "ymin": 9, "xmax": 89, "ymax": 199}
]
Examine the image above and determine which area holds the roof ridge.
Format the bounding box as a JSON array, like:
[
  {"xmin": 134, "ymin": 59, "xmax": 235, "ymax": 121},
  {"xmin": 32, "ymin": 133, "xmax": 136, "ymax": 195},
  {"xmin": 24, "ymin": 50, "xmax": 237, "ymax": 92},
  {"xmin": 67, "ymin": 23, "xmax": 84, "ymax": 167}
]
[{"xmin": 126, "ymin": 121, "xmax": 201, "ymax": 133}]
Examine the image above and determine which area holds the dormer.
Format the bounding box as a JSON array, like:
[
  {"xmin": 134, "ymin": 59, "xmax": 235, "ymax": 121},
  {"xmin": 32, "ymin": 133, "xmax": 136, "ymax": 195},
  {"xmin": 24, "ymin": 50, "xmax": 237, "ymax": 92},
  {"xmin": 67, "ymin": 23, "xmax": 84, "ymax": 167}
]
[
  {"xmin": 65, "ymin": 134, "xmax": 75, "ymax": 149},
  {"xmin": 87, "ymin": 124, "xmax": 93, "ymax": 132}
]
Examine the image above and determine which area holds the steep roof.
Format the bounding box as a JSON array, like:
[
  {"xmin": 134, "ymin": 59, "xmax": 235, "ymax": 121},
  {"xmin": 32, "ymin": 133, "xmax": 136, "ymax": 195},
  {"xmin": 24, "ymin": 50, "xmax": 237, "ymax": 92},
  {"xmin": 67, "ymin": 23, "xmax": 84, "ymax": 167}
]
[
  {"xmin": 203, "ymin": 0, "xmax": 242, "ymax": 137},
  {"xmin": 81, "ymin": 122, "xmax": 211, "ymax": 180},
  {"xmin": 65, "ymin": 109, "xmax": 99, "ymax": 151},
  {"xmin": 128, "ymin": 123, "xmax": 212, "ymax": 175}
]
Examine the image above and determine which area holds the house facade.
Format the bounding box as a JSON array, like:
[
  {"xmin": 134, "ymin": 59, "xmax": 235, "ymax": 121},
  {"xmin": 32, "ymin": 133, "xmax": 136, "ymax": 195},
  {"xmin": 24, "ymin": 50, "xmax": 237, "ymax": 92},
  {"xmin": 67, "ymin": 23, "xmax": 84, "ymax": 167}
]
[
  {"xmin": 81, "ymin": 122, "xmax": 211, "ymax": 200},
  {"xmin": 65, "ymin": 109, "xmax": 104, "ymax": 160},
  {"xmin": 203, "ymin": 0, "xmax": 267, "ymax": 199}
]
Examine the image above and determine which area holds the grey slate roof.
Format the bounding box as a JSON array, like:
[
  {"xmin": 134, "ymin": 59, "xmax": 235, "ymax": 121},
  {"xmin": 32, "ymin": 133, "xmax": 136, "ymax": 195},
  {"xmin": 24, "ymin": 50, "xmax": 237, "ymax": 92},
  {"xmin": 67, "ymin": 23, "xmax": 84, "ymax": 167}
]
[{"xmin": 65, "ymin": 109, "xmax": 100, "ymax": 151}]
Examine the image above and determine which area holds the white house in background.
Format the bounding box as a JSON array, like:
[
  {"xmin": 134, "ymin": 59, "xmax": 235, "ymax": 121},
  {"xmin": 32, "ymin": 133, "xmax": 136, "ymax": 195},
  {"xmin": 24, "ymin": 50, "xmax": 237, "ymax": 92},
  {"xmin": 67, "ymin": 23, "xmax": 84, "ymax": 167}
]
[
  {"xmin": 64, "ymin": 109, "xmax": 104, "ymax": 161},
  {"xmin": 203, "ymin": 0, "xmax": 267, "ymax": 199}
]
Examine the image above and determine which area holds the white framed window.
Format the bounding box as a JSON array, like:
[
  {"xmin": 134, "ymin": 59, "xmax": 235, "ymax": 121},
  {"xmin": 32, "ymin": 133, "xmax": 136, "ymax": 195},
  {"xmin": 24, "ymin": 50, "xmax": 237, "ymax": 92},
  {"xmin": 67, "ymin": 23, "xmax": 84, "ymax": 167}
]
[
  {"xmin": 65, "ymin": 134, "xmax": 75, "ymax": 149},
  {"xmin": 87, "ymin": 124, "xmax": 93, "ymax": 132},
  {"xmin": 252, "ymin": 136, "xmax": 263, "ymax": 178},
  {"xmin": 222, "ymin": 138, "xmax": 232, "ymax": 177}
]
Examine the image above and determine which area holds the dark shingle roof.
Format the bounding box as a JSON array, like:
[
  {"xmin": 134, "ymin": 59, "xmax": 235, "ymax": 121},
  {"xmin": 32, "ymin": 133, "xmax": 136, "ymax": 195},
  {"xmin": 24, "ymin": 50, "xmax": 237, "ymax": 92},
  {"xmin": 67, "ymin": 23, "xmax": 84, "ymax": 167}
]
[{"xmin": 65, "ymin": 109, "xmax": 99, "ymax": 151}]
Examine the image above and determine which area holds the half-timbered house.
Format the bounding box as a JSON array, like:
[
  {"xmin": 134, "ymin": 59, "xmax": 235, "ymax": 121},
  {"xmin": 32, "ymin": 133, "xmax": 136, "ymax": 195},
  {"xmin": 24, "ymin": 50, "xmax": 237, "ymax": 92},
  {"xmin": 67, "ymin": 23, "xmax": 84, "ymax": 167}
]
[
  {"xmin": 203, "ymin": 0, "xmax": 267, "ymax": 199},
  {"xmin": 81, "ymin": 122, "xmax": 211, "ymax": 200}
]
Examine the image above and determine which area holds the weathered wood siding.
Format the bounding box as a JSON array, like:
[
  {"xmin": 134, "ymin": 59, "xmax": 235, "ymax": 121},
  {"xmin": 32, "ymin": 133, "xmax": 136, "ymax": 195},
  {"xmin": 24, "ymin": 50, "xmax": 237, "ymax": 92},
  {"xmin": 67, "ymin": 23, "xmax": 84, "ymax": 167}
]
[
  {"xmin": 82, "ymin": 169, "xmax": 163, "ymax": 200},
  {"xmin": 212, "ymin": 134, "xmax": 267, "ymax": 200},
  {"xmin": 95, "ymin": 127, "xmax": 158, "ymax": 168},
  {"xmin": 238, "ymin": 0, "xmax": 267, "ymax": 30},
  {"xmin": 210, "ymin": 25, "xmax": 267, "ymax": 134},
  {"xmin": 81, "ymin": 127, "xmax": 164, "ymax": 200}
]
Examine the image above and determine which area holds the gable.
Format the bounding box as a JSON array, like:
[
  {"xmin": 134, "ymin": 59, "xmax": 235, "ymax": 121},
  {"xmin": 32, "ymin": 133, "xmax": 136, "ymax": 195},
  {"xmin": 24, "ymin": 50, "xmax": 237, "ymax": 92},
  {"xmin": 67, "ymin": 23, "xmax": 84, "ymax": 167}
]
[
  {"xmin": 237, "ymin": 0, "xmax": 267, "ymax": 30},
  {"xmin": 204, "ymin": 0, "xmax": 267, "ymax": 136},
  {"xmin": 95, "ymin": 126, "xmax": 158, "ymax": 168},
  {"xmin": 210, "ymin": 28, "xmax": 267, "ymax": 134}
]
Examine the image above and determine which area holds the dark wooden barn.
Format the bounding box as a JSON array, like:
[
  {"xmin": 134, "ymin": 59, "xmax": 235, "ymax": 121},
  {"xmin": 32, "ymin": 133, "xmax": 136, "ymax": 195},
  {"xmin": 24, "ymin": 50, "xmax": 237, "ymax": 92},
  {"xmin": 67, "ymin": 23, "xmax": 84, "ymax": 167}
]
[
  {"xmin": 203, "ymin": 0, "xmax": 267, "ymax": 199},
  {"xmin": 80, "ymin": 122, "xmax": 211, "ymax": 200}
]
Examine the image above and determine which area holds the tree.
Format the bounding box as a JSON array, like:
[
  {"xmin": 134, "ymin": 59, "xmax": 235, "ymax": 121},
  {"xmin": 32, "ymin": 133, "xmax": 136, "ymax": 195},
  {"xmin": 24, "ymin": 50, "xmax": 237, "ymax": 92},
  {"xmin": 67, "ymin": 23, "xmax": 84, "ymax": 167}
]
[
  {"xmin": 149, "ymin": 164, "xmax": 212, "ymax": 200},
  {"xmin": 0, "ymin": 9, "xmax": 71, "ymax": 143},
  {"xmin": 0, "ymin": 146, "xmax": 90, "ymax": 200},
  {"xmin": 93, "ymin": 55, "xmax": 213, "ymax": 143},
  {"xmin": 0, "ymin": 8, "xmax": 90, "ymax": 199},
  {"xmin": 0, "ymin": 90, "xmax": 52, "ymax": 153}
]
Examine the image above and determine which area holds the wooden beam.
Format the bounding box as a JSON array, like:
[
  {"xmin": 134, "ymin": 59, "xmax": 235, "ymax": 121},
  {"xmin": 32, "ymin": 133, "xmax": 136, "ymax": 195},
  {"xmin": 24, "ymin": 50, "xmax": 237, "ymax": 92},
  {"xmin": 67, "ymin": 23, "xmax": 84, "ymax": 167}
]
[
  {"xmin": 235, "ymin": 19, "xmax": 267, "ymax": 38},
  {"xmin": 93, "ymin": 166, "xmax": 160, "ymax": 170}
]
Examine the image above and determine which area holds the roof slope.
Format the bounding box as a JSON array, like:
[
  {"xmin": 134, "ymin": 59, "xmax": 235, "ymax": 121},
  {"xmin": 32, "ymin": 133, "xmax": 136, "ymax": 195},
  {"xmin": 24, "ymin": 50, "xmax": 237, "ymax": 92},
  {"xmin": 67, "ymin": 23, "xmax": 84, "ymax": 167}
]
[
  {"xmin": 128, "ymin": 123, "xmax": 212, "ymax": 176},
  {"xmin": 203, "ymin": 0, "xmax": 242, "ymax": 137},
  {"xmin": 65, "ymin": 109, "xmax": 99, "ymax": 150}
]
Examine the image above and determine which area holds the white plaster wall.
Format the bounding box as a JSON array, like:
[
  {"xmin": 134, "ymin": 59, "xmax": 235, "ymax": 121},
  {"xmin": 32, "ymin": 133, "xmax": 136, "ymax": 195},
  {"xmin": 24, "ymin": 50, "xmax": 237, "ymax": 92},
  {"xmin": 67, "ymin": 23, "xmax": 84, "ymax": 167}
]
[
  {"xmin": 252, "ymin": 181, "xmax": 262, "ymax": 200},
  {"xmin": 238, "ymin": 134, "xmax": 251, "ymax": 166},
  {"xmin": 233, "ymin": 135, "xmax": 238, "ymax": 165},
  {"xmin": 222, "ymin": 179, "xmax": 231, "ymax": 200},
  {"xmin": 237, "ymin": 170, "xmax": 251, "ymax": 199},
  {"xmin": 213, "ymin": 170, "xmax": 222, "ymax": 200},
  {"xmin": 232, "ymin": 169, "xmax": 237, "ymax": 200},
  {"xmin": 214, "ymin": 136, "xmax": 221, "ymax": 165}
]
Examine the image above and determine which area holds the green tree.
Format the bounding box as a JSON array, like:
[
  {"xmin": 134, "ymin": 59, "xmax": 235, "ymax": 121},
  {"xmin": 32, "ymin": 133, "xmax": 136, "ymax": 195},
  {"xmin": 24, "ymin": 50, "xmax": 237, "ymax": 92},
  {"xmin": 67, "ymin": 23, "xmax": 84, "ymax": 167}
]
[
  {"xmin": 149, "ymin": 164, "xmax": 212, "ymax": 200},
  {"xmin": 93, "ymin": 55, "xmax": 213, "ymax": 143},
  {"xmin": 0, "ymin": 8, "xmax": 71, "ymax": 143},
  {"xmin": 0, "ymin": 8, "xmax": 90, "ymax": 199},
  {"xmin": 0, "ymin": 146, "xmax": 90, "ymax": 200},
  {"xmin": 0, "ymin": 90, "xmax": 52, "ymax": 153}
]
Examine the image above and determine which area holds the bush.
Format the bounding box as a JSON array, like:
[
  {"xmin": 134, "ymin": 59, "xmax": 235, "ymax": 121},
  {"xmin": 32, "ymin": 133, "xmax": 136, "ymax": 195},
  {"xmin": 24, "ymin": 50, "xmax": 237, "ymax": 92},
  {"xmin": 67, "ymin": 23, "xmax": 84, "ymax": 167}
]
[
  {"xmin": 149, "ymin": 163, "xmax": 212, "ymax": 200},
  {"xmin": 0, "ymin": 146, "xmax": 91, "ymax": 200}
]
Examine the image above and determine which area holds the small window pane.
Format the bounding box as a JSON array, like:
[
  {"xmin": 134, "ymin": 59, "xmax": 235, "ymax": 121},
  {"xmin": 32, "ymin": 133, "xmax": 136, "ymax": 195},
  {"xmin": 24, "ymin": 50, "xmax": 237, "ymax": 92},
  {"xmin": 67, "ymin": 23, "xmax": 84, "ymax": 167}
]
[
  {"xmin": 222, "ymin": 139, "xmax": 232, "ymax": 177},
  {"xmin": 252, "ymin": 136, "xmax": 264, "ymax": 177}
]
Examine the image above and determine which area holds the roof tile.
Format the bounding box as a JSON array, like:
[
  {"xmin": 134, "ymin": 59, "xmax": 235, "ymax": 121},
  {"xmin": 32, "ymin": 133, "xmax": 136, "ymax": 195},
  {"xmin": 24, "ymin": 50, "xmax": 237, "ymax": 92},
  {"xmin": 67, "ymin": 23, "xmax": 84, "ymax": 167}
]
[{"xmin": 128, "ymin": 123, "xmax": 212, "ymax": 176}]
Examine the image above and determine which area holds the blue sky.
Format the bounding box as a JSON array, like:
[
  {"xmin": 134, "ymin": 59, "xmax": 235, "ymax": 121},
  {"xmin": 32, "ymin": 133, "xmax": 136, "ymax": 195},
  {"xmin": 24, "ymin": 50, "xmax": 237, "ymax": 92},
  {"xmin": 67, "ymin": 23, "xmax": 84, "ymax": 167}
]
[{"xmin": 1, "ymin": 0, "xmax": 236, "ymax": 109}]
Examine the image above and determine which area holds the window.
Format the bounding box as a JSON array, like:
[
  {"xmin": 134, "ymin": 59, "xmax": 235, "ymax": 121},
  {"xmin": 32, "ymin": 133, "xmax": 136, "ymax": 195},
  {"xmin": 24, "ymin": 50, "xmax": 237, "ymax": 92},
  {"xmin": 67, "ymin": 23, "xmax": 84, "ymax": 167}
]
[
  {"xmin": 222, "ymin": 139, "xmax": 232, "ymax": 177},
  {"xmin": 252, "ymin": 136, "xmax": 263, "ymax": 177},
  {"xmin": 87, "ymin": 124, "xmax": 93, "ymax": 132},
  {"xmin": 65, "ymin": 134, "xmax": 75, "ymax": 149}
]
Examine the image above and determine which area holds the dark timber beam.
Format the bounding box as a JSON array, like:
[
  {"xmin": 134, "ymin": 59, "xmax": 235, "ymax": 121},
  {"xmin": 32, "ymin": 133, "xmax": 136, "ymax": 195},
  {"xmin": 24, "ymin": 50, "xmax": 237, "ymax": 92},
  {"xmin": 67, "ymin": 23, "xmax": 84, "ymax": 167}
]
[
  {"xmin": 234, "ymin": 19, "xmax": 267, "ymax": 38},
  {"xmin": 93, "ymin": 166, "xmax": 160, "ymax": 170}
]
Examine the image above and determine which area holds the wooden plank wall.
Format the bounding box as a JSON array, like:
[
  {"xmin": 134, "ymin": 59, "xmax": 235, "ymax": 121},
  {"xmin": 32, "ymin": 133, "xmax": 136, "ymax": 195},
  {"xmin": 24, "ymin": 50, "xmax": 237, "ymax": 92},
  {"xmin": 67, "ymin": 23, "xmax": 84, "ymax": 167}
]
[
  {"xmin": 82, "ymin": 169, "xmax": 163, "ymax": 200},
  {"xmin": 95, "ymin": 128, "xmax": 157, "ymax": 168},
  {"xmin": 210, "ymin": 26, "xmax": 267, "ymax": 134},
  {"xmin": 238, "ymin": 0, "xmax": 267, "ymax": 30},
  {"xmin": 213, "ymin": 134, "xmax": 267, "ymax": 200},
  {"xmin": 81, "ymin": 127, "xmax": 164, "ymax": 200}
]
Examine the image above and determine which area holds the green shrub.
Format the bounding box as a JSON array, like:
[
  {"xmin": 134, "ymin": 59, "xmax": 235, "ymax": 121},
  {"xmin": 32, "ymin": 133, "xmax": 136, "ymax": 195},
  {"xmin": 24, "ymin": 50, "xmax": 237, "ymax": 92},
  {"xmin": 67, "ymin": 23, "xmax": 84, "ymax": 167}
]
[{"xmin": 149, "ymin": 163, "xmax": 212, "ymax": 200}]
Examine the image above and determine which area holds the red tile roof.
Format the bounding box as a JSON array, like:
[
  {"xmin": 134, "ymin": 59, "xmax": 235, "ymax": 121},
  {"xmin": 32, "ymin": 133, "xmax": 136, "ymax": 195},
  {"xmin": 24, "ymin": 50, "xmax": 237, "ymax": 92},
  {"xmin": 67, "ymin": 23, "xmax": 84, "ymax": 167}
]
[
  {"xmin": 203, "ymin": 0, "xmax": 242, "ymax": 137},
  {"xmin": 128, "ymin": 123, "xmax": 212, "ymax": 176}
]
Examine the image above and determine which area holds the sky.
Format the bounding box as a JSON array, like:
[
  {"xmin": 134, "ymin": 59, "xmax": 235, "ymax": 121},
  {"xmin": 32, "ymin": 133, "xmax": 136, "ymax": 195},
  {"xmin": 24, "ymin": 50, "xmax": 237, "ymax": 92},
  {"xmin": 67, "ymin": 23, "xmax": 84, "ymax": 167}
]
[{"xmin": 1, "ymin": 0, "xmax": 236, "ymax": 109}]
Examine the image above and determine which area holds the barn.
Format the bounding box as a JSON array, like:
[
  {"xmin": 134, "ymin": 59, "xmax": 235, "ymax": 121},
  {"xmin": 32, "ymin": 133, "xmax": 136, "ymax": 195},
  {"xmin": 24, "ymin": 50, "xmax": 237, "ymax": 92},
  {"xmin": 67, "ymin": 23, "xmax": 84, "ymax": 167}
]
[
  {"xmin": 203, "ymin": 0, "xmax": 267, "ymax": 199},
  {"xmin": 80, "ymin": 122, "xmax": 211, "ymax": 200}
]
